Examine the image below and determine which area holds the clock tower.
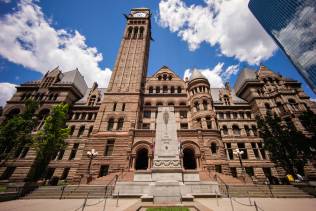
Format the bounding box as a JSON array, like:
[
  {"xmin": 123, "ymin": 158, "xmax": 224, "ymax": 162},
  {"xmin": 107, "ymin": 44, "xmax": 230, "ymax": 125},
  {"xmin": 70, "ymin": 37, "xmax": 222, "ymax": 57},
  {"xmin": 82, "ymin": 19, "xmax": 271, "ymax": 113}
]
[
  {"xmin": 93, "ymin": 8, "xmax": 151, "ymax": 134},
  {"xmin": 107, "ymin": 8, "xmax": 151, "ymax": 93}
]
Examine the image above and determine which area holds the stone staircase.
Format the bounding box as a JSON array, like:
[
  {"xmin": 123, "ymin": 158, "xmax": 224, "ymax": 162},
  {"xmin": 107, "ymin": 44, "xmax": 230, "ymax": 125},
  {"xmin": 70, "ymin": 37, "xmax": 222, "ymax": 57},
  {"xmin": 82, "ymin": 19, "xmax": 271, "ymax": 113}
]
[
  {"xmin": 227, "ymin": 185, "xmax": 313, "ymax": 198},
  {"xmin": 199, "ymin": 170, "xmax": 246, "ymax": 185},
  {"xmin": 89, "ymin": 171, "xmax": 134, "ymax": 185},
  {"xmin": 23, "ymin": 185, "xmax": 114, "ymax": 199}
]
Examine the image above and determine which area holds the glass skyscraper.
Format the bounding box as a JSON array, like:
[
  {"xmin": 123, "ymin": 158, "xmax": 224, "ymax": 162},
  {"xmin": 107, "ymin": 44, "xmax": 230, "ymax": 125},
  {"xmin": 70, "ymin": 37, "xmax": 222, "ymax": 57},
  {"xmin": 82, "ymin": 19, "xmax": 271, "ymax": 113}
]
[{"xmin": 248, "ymin": 0, "xmax": 316, "ymax": 93}]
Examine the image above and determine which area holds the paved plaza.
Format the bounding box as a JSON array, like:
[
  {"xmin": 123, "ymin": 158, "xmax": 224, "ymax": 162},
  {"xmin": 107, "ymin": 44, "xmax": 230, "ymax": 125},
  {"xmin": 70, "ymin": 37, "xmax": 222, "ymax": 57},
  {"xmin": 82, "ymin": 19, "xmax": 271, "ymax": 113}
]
[{"xmin": 1, "ymin": 198, "xmax": 316, "ymax": 211}]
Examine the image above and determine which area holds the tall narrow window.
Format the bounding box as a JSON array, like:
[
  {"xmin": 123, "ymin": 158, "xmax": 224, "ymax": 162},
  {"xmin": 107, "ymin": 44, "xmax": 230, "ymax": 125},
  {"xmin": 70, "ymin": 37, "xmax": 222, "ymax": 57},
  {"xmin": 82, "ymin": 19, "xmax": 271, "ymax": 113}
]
[
  {"xmin": 237, "ymin": 143, "xmax": 248, "ymax": 159},
  {"xmin": 60, "ymin": 168, "xmax": 70, "ymax": 180},
  {"xmin": 194, "ymin": 102, "xmax": 200, "ymax": 111},
  {"xmin": 149, "ymin": 87, "xmax": 153, "ymax": 93},
  {"xmin": 156, "ymin": 86, "xmax": 160, "ymax": 93},
  {"xmin": 88, "ymin": 126, "xmax": 93, "ymax": 137},
  {"xmin": 99, "ymin": 165, "xmax": 109, "ymax": 177},
  {"xmin": 69, "ymin": 125, "xmax": 76, "ymax": 136},
  {"xmin": 245, "ymin": 125, "xmax": 250, "ymax": 136},
  {"xmin": 206, "ymin": 116, "xmax": 212, "ymax": 129},
  {"xmin": 170, "ymin": 86, "xmax": 175, "ymax": 93},
  {"xmin": 117, "ymin": 118, "xmax": 124, "ymax": 130},
  {"xmin": 163, "ymin": 86, "xmax": 168, "ymax": 93},
  {"xmin": 210, "ymin": 143, "xmax": 217, "ymax": 154},
  {"xmin": 104, "ymin": 140, "xmax": 115, "ymax": 156},
  {"xmin": 139, "ymin": 27, "xmax": 144, "ymax": 39},
  {"xmin": 127, "ymin": 27, "xmax": 133, "ymax": 39},
  {"xmin": 177, "ymin": 87, "xmax": 182, "ymax": 93},
  {"xmin": 107, "ymin": 118, "xmax": 114, "ymax": 131},
  {"xmin": 113, "ymin": 102, "xmax": 117, "ymax": 111},
  {"xmin": 77, "ymin": 126, "xmax": 85, "ymax": 137},
  {"xmin": 226, "ymin": 143, "xmax": 233, "ymax": 160},
  {"xmin": 203, "ymin": 100, "xmax": 208, "ymax": 110},
  {"xmin": 122, "ymin": 103, "xmax": 126, "ymax": 111},
  {"xmin": 232, "ymin": 125, "xmax": 240, "ymax": 136},
  {"xmin": 69, "ymin": 143, "xmax": 79, "ymax": 160},
  {"xmin": 222, "ymin": 125, "xmax": 228, "ymax": 135},
  {"xmin": 133, "ymin": 27, "xmax": 138, "ymax": 39}
]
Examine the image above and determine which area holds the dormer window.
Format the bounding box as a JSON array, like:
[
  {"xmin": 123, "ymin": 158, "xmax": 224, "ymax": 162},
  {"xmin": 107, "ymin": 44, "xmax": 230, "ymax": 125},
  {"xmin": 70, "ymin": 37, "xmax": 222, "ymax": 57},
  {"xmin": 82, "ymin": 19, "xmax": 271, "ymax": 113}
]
[
  {"xmin": 223, "ymin": 95, "xmax": 230, "ymax": 105},
  {"xmin": 88, "ymin": 95, "xmax": 96, "ymax": 106}
]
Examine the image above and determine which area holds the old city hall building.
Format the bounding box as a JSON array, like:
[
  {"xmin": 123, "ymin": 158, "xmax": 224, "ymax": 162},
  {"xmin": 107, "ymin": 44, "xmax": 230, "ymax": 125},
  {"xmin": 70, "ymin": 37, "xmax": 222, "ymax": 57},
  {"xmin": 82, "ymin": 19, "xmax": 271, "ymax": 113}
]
[{"xmin": 1, "ymin": 8, "xmax": 315, "ymax": 185}]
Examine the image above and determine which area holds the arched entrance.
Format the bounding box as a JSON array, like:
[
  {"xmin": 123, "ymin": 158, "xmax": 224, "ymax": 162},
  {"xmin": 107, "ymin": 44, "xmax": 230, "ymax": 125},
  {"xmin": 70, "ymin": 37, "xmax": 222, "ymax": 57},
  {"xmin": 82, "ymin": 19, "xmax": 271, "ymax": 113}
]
[
  {"xmin": 135, "ymin": 148, "xmax": 148, "ymax": 170},
  {"xmin": 183, "ymin": 148, "xmax": 196, "ymax": 170}
]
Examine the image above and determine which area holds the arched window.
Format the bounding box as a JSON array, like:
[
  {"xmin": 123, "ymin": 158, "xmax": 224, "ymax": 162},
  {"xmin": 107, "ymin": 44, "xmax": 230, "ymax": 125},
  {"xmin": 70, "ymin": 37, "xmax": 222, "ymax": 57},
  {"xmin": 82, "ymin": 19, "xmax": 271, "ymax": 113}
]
[
  {"xmin": 222, "ymin": 125, "xmax": 228, "ymax": 135},
  {"xmin": 156, "ymin": 101, "xmax": 163, "ymax": 106},
  {"xmin": 139, "ymin": 27, "xmax": 144, "ymax": 39},
  {"xmin": 135, "ymin": 148, "xmax": 148, "ymax": 170},
  {"xmin": 203, "ymin": 100, "xmax": 208, "ymax": 110},
  {"xmin": 127, "ymin": 27, "xmax": 133, "ymax": 39},
  {"xmin": 194, "ymin": 102, "xmax": 200, "ymax": 111},
  {"xmin": 145, "ymin": 102, "xmax": 151, "ymax": 106},
  {"xmin": 168, "ymin": 75, "xmax": 172, "ymax": 80},
  {"xmin": 177, "ymin": 87, "xmax": 182, "ymax": 93},
  {"xmin": 77, "ymin": 125, "xmax": 85, "ymax": 137},
  {"xmin": 179, "ymin": 102, "xmax": 186, "ymax": 106},
  {"xmin": 232, "ymin": 125, "xmax": 240, "ymax": 136},
  {"xmin": 149, "ymin": 86, "xmax": 153, "ymax": 94},
  {"xmin": 107, "ymin": 118, "xmax": 114, "ymax": 131},
  {"xmin": 133, "ymin": 27, "xmax": 138, "ymax": 39},
  {"xmin": 211, "ymin": 143, "xmax": 217, "ymax": 154},
  {"xmin": 170, "ymin": 86, "xmax": 175, "ymax": 93},
  {"xmin": 158, "ymin": 75, "xmax": 162, "ymax": 80},
  {"xmin": 168, "ymin": 102, "xmax": 174, "ymax": 106},
  {"xmin": 163, "ymin": 86, "xmax": 168, "ymax": 93},
  {"xmin": 183, "ymin": 148, "xmax": 196, "ymax": 169},
  {"xmin": 117, "ymin": 118, "xmax": 124, "ymax": 130},
  {"xmin": 163, "ymin": 74, "xmax": 167, "ymax": 80}
]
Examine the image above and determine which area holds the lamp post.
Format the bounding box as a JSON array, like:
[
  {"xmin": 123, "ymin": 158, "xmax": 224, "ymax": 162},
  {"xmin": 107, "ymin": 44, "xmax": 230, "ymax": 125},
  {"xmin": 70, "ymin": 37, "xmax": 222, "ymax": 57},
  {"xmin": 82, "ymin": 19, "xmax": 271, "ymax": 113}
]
[
  {"xmin": 233, "ymin": 148, "xmax": 245, "ymax": 179},
  {"xmin": 86, "ymin": 149, "xmax": 98, "ymax": 183}
]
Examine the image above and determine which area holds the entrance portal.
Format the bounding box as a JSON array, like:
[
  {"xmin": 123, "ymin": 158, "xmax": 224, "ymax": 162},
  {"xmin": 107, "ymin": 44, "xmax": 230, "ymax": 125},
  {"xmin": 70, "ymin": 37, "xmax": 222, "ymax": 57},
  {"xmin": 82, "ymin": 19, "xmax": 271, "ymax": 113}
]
[
  {"xmin": 135, "ymin": 148, "xmax": 148, "ymax": 170},
  {"xmin": 183, "ymin": 148, "xmax": 196, "ymax": 170}
]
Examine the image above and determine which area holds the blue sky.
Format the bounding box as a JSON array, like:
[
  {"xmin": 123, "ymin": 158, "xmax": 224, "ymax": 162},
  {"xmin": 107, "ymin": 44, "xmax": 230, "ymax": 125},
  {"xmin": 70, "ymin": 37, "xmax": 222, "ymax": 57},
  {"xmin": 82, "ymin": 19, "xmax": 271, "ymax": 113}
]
[{"xmin": 0, "ymin": 0, "xmax": 315, "ymax": 106}]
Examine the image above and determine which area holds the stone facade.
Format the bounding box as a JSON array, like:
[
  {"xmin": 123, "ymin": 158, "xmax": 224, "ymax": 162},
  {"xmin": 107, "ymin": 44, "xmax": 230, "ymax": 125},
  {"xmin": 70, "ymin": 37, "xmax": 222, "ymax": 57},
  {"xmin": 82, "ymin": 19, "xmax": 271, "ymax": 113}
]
[{"xmin": 1, "ymin": 8, "xmax": 316, "ymax": 185}]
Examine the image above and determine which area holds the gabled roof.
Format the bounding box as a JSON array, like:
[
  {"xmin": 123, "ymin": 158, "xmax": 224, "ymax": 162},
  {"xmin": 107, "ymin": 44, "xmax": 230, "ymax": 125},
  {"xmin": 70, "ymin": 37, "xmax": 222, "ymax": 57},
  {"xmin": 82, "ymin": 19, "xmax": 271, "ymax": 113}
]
[{"xmin": 151, "ymin": 66, "xmax": 182, "ymax": 80}]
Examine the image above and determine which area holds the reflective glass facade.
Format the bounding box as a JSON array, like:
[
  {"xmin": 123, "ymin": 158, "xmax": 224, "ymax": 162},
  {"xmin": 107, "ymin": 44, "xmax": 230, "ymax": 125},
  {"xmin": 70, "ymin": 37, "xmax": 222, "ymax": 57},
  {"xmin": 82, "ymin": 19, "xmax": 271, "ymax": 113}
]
[{"xmin": 249, "ymin": 0, "xmax": 316, "ymax": 93}]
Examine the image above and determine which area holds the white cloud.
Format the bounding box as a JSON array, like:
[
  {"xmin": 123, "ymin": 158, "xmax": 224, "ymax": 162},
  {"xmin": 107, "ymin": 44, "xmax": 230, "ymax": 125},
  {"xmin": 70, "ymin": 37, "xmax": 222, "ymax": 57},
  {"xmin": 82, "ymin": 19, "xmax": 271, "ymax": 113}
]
[
  {"xmin": 158, "ymin": 0, "xmax": 278, "ymax": 65},
  {"xmin": 0, "ymin": 83, "xmax": 16, "ymax": 107},
  {"xmin": 184, "ymin": 63, "xmax": 239, "ymax": 88},
  {"xmin": 0, "ymin": 0, "xmax": 111, "ymax": 87}
]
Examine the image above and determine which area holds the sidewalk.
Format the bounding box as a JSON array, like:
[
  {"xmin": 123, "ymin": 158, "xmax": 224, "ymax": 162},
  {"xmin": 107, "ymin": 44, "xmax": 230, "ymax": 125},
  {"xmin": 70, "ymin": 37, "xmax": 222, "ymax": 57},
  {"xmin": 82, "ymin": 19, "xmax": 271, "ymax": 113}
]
[{"xmin": 0, "ymin": 198, "xmax": 316, "ymax": 211}]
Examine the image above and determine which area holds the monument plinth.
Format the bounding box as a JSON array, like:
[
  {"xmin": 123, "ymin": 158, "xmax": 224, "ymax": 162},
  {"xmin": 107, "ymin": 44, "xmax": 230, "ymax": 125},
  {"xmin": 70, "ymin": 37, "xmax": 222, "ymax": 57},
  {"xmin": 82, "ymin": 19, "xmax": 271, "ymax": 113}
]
[{"xmin": 152, "ymin": 107, "xmax": 182, "ymax": 181}]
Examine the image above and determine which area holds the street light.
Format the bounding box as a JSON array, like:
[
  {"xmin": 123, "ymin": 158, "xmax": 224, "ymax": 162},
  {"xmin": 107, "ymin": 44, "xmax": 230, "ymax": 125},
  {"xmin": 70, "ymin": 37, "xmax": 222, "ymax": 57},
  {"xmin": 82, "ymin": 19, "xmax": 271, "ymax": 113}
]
[
  {"xmin": 233, "ymin": 148, "xmax": 245, "ymax": 180},
  {"xmin": 86, "ymin": 149, "xmax": 98, "ymax": 183}
]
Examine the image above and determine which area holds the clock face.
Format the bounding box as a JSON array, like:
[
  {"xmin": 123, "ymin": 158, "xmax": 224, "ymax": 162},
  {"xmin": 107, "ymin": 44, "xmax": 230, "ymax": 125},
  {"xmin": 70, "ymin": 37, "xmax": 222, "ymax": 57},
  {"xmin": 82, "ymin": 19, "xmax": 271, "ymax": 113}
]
[{"xmin": 133, "ymin": 12, "xmax": 146, "ymax": 18}]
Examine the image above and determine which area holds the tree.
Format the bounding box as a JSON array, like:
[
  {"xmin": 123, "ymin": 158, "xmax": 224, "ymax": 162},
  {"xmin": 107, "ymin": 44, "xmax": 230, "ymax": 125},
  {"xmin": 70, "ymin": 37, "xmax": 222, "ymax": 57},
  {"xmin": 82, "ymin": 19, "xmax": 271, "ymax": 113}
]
[
  {"xmin": 28, "ymin": 103, "xmax": 70, "ymax": 181},
  {"xmin": 257, "ymin": 114, "xmax": 316, "ymax": 176},
  {"xmin": 0, "ymin": 100, "xmax": 38, "ymax": 165}
]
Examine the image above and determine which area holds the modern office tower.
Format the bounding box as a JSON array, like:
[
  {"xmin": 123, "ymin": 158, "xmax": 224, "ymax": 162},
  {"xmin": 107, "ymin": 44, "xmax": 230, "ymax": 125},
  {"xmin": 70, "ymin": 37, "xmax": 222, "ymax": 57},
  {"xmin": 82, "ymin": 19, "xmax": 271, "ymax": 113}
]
[{"xmin": 249, "ymin": 0, "xmax": 316, "ymax": 93}]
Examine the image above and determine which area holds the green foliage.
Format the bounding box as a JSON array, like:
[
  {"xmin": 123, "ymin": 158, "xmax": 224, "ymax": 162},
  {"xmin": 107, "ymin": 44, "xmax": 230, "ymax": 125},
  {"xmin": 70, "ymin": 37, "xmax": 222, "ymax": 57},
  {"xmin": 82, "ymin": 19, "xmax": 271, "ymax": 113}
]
[
  {"xmin": 146, "ymin": 208, "xmax": 189, "ymax": 211},
  {"xmin": 0, "ymin": 100, "xmax": 38, "ymax": 163},
  {"xmin": 257, "ymin": 114, "xmax": 316, "ymax": 175},
  {"xmin": 28, "ymin": 103, "xmax": 70, "ymax": 180}
]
